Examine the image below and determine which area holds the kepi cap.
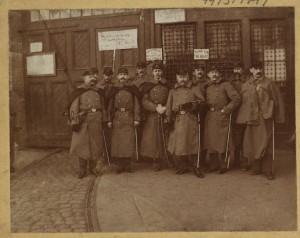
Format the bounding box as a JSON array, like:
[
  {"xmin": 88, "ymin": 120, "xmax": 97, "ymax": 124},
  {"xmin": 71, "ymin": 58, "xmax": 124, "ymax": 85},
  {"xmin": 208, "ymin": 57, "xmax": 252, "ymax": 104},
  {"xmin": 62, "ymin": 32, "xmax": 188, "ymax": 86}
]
[
  {"xmin": 103, "ymin": 67, "xmax": 113, "ymax": 76},
  {"xmin": 118, "ymin": 67, "xmax": 128, "ymax": 74}
]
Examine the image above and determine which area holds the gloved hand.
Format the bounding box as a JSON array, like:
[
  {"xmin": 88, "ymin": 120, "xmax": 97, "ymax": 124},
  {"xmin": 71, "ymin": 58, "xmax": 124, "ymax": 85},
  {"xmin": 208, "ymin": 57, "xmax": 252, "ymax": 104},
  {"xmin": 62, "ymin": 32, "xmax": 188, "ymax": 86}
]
[
  {"xmin": 181, "ymin": 102, "xmax": 198, "ymax": 112},
  {"xmin": 107, "ymin": 122, "xmax": 113, "ymax": 128},
  {"xmin": 134, "ymin": 121, "xmax": 140, "ymax": 127},
  {"xmin": 72, "ymin": 124, "xmax": 81, "ymax": 132}
]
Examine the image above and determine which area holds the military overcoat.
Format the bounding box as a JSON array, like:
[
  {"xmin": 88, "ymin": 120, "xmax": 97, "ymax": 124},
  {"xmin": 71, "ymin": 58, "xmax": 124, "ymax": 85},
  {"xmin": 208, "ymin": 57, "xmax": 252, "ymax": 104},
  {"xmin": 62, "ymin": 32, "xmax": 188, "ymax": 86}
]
[
  {"xmin": 236, "ymin": 76, "xmax": 285, "ymax": 159},
  {"xmin": 140, "ymin": 78, "xmax": 169, "ymax": 159},
  {"xmin": 69, "ymin": 84, "xmax": 106, "ymax": 161},
  {"xmin": 203, "ymin": 78, "xmax": 241, "ymax": 153},
  {"xmin": 107, "ymin": 83, "xmax": 141, "ymax": 158},
  {"xmin": 165, "ymin": 81, "xmax": 205, "ymax": 156}
]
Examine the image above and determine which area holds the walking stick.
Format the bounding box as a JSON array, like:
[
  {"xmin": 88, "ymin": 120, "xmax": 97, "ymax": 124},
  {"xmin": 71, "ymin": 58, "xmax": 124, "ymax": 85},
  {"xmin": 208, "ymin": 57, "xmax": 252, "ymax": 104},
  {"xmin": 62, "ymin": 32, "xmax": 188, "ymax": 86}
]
[
  {"xmin": 102, "ymin": 130, "xmax": 111, "ymax": 166},
  {"xmin": 225, "ymin": 113, "xmax": 232, "ymax": 169},
  {"xmin": 159, "ymin": 116, "xmax": 170, "ymax": 169},
  {"xmin": 134, "ymin": 127, "xmax": 139, "ymax": 162},
  {"xmin": 197, "ymin": 113, "xmax": 201, "ymax": 168},
  {"xmin": 112, "ymin": 48, "xmax": 116, "ymax": 73},
  {"xmin": 272, "ymin": 120, "xmax": 275, "ymax": 173}
]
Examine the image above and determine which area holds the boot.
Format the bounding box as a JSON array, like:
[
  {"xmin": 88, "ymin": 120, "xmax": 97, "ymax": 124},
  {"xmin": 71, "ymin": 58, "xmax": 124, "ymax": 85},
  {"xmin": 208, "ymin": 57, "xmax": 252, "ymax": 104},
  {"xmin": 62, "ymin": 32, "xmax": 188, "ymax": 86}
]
[
  {"xmin": 89, "ymin": 160, "xmax": 96, "ymax": 175},
  {"xmin": 78, "ymin": 158, "xmax": 87, "ymax": 179},
  {"xmin": 250, "ymin": 159, "xmax": 262, "ymax": 175},
  {"xmin": 176, "ymin": 156, "xmax": 189, "ymax": 175},
  {"xmin": 125, "ymin": 158, "xmax": 135, "ymax": 173},
  {"xmin": 115, "ymin": 158, "xmax": 125, "ymax": 174},
  {"xmin": 204, "ymin": 153, "xmax": 219, "ymax": 173},
  {"xmin": 192, "ymin": 155, "xmax": 204, "ymax": 178},
  {"xmin": 263, "ymin": 154, "xmax": 274, "ymax": 180},
  {"xmin": 217, "ymin": 153, "xmax": 227, "ymax": 174},
  {"xmin": 153, "ymin": 158, "xmax": 162, "ymax": 172}
]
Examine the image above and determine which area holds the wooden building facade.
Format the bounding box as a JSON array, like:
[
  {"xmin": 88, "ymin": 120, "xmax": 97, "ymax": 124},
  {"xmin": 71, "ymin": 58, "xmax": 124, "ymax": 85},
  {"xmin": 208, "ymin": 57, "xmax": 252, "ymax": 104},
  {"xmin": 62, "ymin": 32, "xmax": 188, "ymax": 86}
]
[{"xmin": 9, "ymin": 8, "xmax": 294, "ymax": 147}]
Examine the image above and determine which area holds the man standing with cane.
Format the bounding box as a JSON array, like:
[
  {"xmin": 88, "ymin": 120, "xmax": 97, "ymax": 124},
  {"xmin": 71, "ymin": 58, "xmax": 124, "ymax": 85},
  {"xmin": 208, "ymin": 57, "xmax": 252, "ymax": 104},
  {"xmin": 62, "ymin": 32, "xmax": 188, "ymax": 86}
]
[
  {"xmin": 236, "ymin": 62, "xmax": 285, "ymax": 180},
  {"xmin": 140, "ymin": 63, "xmax": 170, "ymax": 171},
  {"xmin": 203, "ymin": 65, "xmax": 241, "ymax": 174}
]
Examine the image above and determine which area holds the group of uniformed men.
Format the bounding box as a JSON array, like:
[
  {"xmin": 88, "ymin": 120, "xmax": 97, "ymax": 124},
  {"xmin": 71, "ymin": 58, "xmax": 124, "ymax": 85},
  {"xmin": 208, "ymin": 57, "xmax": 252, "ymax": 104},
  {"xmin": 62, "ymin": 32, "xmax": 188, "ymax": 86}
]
[{"xmin": 66, "ymin": 60, "xmax": 285, "ymax": 181}]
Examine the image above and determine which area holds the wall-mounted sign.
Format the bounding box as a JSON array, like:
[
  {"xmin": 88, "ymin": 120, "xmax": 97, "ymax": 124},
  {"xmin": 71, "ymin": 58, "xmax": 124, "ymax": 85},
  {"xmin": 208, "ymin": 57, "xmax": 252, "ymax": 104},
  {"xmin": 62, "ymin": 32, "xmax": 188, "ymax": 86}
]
[
  {"xmin": 194, "ymin": 49, "xmax": 210, "ymax": 60},
  {"xmin": 30, "ymin": 42, "xmax": 43, "ymax": 53},
  {"xmin": 98, "ymin": 29, "xmax": 138, "ymax": 51},
  {"xmin": 154, "ymin": 9, "xmax": 185, "ymax": 24},
  {"xmin": 146, "ymin": 48, "xmax": 163, "ymax": 61},
  {"xmin": 26, "ymin": 52, "xmax": 56, "ymax": 76}
]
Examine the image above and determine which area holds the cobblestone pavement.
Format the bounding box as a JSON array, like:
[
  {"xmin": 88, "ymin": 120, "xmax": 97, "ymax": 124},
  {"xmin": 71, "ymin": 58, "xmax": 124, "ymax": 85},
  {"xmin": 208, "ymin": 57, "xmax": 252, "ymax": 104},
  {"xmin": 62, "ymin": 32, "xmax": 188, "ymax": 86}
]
[{"xmin": 10, "ymin": 150, "xmax": 95, "ymax": 233}]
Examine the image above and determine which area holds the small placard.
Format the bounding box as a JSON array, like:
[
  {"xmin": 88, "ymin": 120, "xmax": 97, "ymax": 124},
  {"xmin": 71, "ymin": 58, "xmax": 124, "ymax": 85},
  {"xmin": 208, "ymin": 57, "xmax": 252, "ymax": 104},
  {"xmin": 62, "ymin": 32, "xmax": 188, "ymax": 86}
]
[
  {"xmin": 194, "ymin": 49, "xmax": 210, "ymax": 60},
  {"xmin": 98, "ymin": 29, "xmax": 138, "ymax": 51},
  {"xmin": 30, "ymin": 42, "xmax": 43, "ymax": 53},
  {"xmin": 154, "ymin": 9, "xmax": 185, "ymax": 24},
  {"xmin": 26, "ymin": 52, "xmax": 56, "ymax": 76},
  {"xmin": 146, "ymin": 48, "xmax": 163, "ymax": 61}
]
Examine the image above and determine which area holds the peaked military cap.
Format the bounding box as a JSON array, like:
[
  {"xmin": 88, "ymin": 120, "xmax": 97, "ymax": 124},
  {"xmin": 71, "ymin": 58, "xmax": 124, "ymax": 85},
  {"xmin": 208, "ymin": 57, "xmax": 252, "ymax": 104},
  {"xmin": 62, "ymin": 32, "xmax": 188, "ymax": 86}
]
[
  {"xmin": 152, "ymin": 63, "xmax": 163, "ymax": 70},
  {"xmin": 136, "ymin": 61, "xmax": 146, "ymax": 68},
  {"xmin": 118, "ymin": 67, "xmax": 129, "ymax": 74},
  {"xmin": 83, "ymin": 70, "xmax": 94, "ymax": 76},
  {"xmin": 193, "ymin": 63, "xmax": 205, "ymax": 70},
  {"xmin": 91, "ymin": 67, "xmax": 99, "ymax": 74},
  {"xmin": 176, "ymin": 67, "xmax": 189, "ymax": 75},
  {"xmin": 103, "ymin": 67, "xmax": 113, "ymax": 76},
  {"xmin": 251, "ymin": 61, "xmax": 263, "ymax": 69}
]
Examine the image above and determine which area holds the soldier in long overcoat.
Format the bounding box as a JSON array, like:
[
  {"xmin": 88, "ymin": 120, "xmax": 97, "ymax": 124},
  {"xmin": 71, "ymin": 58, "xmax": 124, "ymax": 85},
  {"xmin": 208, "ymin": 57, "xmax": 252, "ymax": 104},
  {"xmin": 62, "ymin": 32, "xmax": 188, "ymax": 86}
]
[
  {"xmin": 165, "ymin": 68, "xmax": 206, "ymax": 178},
  {"xmin": 192, "ymin": 63, "xmax": 209, "ymax": 168},
  {"xmin": 96, "ymin": 67, "xmax": 114, "ymax": 164},
  {"xmin": 203, "ymin": 66, "xmax": 241, "ymax": 174},
  {"xmin": 132, "ymin": 61, "xmax": 148, "ymax": 90},
  {"xmin": 227, "ymin": 62, "xmax": 249, "ymax": 169},
  {"xmin": 107, "ymin": 67, "xmax": 141, "ymax": 174},
  {"xmin": 68, "ymin": 70, "xmax": 106, "ymax": 179},
  {"xmin": 140, "ymin": 63, "xmax": 169, "ymax": 171},
  {"xmin": 236, "ymin": 62, "xmax": 285, "ymax": 180}
]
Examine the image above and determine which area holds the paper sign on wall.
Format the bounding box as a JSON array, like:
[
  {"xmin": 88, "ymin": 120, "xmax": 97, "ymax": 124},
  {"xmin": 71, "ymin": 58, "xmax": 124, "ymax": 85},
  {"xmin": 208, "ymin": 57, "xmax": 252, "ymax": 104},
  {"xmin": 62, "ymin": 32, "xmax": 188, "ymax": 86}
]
[
  {"xmin": 146, "ymin": 48, "xmax": 163, "ymax": 61},
  {"xmin": 194, "ymin": 49, "xmax": 209, "ymax": 60},
  {"xmin": 98, "ymin": 29, "xmax": 138, "ymax": 51},
  {"xmin": 30, "ymin": 42, "xmax": 43, "ymax": 53},
  {"xmin": 26, "ymin": 53, "xmax": 56, "ymax": 76},
  {"xmin": 155, "ymin": 9, "xmax": 185, "ymax": 24}
]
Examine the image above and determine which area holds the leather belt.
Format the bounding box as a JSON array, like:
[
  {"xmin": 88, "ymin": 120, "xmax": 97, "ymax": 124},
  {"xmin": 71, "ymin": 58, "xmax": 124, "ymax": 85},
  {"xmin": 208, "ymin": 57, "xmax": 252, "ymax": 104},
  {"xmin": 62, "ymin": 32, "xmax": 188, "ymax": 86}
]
[
  {"xmin": 117, "ymin": 108, "xmax": 132, "ymax": 112},
  {"xmin": 87, "ymin": 108, "xmax": 101, "ymax": 113},
  {"xmin": 209, "ymin": 106, "xmax": 222, "ymax": 112}
]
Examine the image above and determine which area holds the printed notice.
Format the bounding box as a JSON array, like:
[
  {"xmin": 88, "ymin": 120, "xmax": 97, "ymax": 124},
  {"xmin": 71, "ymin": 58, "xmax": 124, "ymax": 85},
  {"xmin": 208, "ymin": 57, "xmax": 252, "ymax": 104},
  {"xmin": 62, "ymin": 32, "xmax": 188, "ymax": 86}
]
[
  {"xmin": 154, "ymin": 9, "xmax": 186, "ymax": 24},
  {"xmin": 30, "ymin": 42, "xmax": 43, "ymax": 53},
  {"xmin": 194, "ymin": 49, "xmax": 210, "ymax": 60},
  {"xmin": 146, "ymin": 48, "xmax": 163, "ymax": 61},
  {"xmin": 98, "ymin": 29, "xmax": 138, "ymax": 51}
]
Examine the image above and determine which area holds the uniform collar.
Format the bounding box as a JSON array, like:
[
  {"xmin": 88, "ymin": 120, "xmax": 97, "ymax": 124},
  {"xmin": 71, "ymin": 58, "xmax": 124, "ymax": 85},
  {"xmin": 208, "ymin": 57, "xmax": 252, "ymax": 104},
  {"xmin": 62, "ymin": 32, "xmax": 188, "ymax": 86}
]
[
  {"xmin": 174, "ymin": 80, "xmax": 192, "ymax": 89},
  {"xmin": 148, "ymin": 77, "xmax": 167, "ymax": 85},
  {"xmin": 192, "ymin": 76, "xmax": 207, "ymax": 84},
  {"xmin": 114, "ymin": 81, "xmax": 131, "ymax": 88}
]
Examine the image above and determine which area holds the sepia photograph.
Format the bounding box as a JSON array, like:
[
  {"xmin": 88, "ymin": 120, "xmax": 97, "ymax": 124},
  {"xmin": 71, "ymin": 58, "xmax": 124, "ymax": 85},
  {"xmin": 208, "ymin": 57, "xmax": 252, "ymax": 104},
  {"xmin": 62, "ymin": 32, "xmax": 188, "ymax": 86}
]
[{"xmin": 1, "ymin": 0, "xmax": 298, "ymax": 237}]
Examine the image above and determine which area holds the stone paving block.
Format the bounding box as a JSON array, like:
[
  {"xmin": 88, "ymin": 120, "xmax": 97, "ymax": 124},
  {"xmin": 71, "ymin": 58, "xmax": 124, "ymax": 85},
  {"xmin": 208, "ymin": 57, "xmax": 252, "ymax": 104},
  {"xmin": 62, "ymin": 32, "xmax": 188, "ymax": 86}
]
[{"xmin": 11, "ymin": 149, "xmax": 94, "ymax": 233}]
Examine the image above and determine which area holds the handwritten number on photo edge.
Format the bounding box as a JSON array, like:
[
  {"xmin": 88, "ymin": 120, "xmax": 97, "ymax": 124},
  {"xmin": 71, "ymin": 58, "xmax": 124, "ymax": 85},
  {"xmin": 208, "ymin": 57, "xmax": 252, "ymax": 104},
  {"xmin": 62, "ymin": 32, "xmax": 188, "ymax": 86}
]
[{"xmin": 263, "ymin": 0, "xmax": 268, "ymax": 6}]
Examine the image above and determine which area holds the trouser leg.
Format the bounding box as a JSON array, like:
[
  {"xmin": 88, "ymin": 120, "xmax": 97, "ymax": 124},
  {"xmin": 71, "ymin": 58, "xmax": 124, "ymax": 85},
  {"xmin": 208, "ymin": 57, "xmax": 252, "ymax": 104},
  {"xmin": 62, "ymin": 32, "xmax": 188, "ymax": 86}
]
[
  {"xmin": 78, "ymin": 158, "xmax": 87, "ymax": 179},
  {"xmin": 115, "ymin": 157, "xmax": 125, "ymax": 174},
  {"xmin": 153, "ymin": 158, "xmax": 162, "ymax": 172}
]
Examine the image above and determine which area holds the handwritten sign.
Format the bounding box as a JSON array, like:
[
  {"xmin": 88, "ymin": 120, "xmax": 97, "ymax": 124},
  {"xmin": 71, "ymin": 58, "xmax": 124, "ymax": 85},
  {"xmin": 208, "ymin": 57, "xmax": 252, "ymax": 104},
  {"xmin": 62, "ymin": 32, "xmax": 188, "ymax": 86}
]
[
  {"xmin": 154, "ymin": 9, "xmax": 185, "ymax": 24},
  {"xmin": 146, "ymin": 48, "xmax": 163, "ymax": 61},
  {"xmin": 30, "ymin": 42, "xmax": 43, "ymax": 53},
  {"xmin": 98, "ymin": 29, "xmax": 138, "ymax": 51},
  {"xmin": 194, "ymin": 49, "xmax": 209, "ymax": 60}
]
